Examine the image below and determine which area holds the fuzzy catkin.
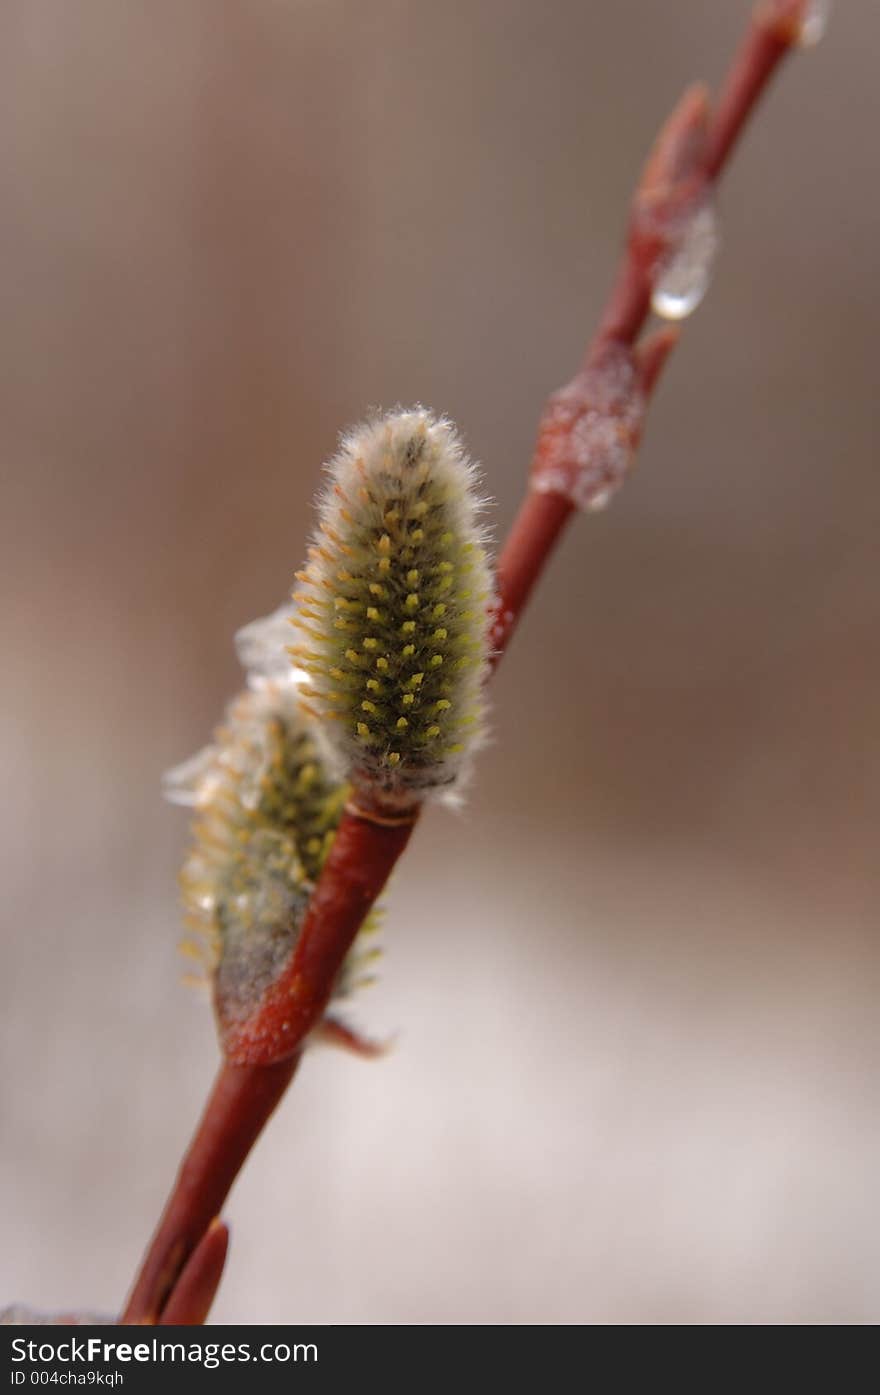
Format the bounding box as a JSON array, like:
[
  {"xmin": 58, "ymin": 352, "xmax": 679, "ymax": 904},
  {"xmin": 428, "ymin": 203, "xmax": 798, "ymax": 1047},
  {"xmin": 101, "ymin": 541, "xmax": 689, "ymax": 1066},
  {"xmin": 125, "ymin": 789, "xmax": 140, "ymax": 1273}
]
[
  {"xmin": 292, "ymin": 408, "xmax": 493, "ymax": 805},
  {"xmin": 165, "ymin": 676, "xmax": 378, "ymax": 1039}
]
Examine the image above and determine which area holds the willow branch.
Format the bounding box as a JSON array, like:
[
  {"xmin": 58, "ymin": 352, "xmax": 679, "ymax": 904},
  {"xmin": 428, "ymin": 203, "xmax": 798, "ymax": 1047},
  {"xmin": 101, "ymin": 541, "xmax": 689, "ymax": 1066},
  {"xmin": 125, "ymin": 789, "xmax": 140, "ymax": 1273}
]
[
  {"xmin": 122, "ymin": 0, "xmax": 816, "ymax": 1324},
  {"xmin": 157, "ymin": 1221, "xmax": 230, "ymax": 1326}
]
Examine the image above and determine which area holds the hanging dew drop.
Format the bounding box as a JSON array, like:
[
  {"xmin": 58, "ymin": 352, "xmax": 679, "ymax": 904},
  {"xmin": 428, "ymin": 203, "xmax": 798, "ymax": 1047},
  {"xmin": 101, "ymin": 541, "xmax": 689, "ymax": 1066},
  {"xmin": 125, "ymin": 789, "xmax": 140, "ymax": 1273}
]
[
  {"xmin": 584, "ymin": 487, "xmax": 613, "ymax": 514},
  {"xmin": 652, "ymin": 269, "xmax": 708, "ymax": 321},
  {"xmin": 651, "ymin": 196, "xmax": 719, "ymax": 321},
  {"xmin": 797, "ymin": 0, "xmax": 831, "ymax": 48}
]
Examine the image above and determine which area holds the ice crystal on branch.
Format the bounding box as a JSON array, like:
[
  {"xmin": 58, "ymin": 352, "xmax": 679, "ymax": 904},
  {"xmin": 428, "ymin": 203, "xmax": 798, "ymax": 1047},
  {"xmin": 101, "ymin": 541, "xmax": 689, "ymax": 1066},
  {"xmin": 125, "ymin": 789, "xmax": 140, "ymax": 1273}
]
[
  {"xmin": 292, "ymin": 409, "xmax": 493, "ymax": 806},
  {"xmin": 531, "ymin": 345, "xmax": 647, "ymax": 512}
]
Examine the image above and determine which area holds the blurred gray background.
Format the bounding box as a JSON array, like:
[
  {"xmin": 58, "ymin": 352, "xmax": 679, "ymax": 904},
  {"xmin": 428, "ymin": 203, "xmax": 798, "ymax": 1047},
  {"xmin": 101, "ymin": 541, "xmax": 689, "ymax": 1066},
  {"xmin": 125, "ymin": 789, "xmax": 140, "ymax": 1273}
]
[{"xmin": 1, "ymin": 1, "xmax": 878, "ymax": 1324}]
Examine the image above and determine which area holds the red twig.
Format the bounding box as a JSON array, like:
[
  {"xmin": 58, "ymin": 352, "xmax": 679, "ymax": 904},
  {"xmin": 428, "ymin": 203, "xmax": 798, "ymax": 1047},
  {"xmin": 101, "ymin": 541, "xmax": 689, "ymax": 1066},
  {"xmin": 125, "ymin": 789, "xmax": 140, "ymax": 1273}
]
[
  {"xmin": 122, "ymin": 0, "xmax": 816, "ymax": 1324},
  {"xmin": 224, "ymin": 801, "xmax": 417, "ymax": 1066},
  {"xmin": 705, "ymin": 1, "xmax": 801, "ymax": 178},
  {"xmin": 122, "ymin": 1059, "xmax": 297, "ymax": 1323},
  {"xmin": 313, "ymin": 1014, "xmax": 392, "ymax": 1059},
  {"xmin": 157, "ymin": 1220, "xmax": 229, "ymax": 1326}
]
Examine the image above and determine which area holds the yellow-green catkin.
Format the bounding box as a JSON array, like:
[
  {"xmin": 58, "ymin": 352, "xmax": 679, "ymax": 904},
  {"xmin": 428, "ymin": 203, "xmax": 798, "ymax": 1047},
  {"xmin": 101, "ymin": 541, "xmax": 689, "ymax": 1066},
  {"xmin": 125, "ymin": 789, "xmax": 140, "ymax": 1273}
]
[
  {"xmin": 164, "ymin": 674, "xmax": 378, "ymax": 1033},
  {"xmin": 292, "ymin": 408, "xmax": 493, "ymax": 805}
]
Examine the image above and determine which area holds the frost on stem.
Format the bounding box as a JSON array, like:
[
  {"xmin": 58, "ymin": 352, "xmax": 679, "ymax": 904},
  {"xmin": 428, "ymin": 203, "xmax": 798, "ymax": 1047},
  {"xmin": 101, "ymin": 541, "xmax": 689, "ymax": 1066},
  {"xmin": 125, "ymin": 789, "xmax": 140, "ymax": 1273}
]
[
  {"xmin": 531, "ymin": 344, "xmax": 647, "ymax": 512},
  {"xmin": 292, "ymin": 408, "xmax": 493, "ymax": 807},
  {"xmin": 164, "ymin": 625, "xmax": 379, "ymax": 1055}
]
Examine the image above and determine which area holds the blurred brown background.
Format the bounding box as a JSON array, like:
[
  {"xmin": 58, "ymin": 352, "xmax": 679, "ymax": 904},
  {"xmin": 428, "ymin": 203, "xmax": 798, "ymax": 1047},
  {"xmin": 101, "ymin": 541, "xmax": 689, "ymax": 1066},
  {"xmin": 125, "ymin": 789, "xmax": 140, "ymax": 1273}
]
[{"xmin": 1, "ymin": 1, "xmax": 878, "ymax": 1324}]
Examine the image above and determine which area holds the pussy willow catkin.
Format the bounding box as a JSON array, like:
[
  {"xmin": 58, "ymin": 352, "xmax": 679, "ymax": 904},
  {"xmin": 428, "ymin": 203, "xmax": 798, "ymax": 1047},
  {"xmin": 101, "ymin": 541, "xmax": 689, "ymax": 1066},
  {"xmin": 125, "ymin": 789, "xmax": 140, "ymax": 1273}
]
[
  {"xmin": 165, "ymin": 675, "xmax": 378, "ymax": 1043},
  {"xmin": 292, "ymin": 408, "xmax": 493, "ymax": 805}
]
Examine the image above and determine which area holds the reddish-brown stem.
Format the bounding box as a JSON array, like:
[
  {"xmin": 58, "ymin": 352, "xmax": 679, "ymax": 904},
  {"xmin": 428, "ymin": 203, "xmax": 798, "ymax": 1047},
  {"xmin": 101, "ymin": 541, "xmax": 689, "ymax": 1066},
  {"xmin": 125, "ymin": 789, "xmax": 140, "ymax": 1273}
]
[
  {"xmin": 705, "ymin": 5, "xmax": 798, "ymax": 180},
  {"xmin": 490, "ymin": 491, "xmax": 574, "ymax": 658},
  {"xmin": 158, "ymin": 1220, "xmax": 229, "ymax": 1326},
  {"xmin": 224, "ymin": 803, "xmax": 417, "ymax": 1066},
  {"xmin": 122, "ymin": 1058, "xmax": 297, "ymax": 1323},
  {"xmin": 122, "ymin": 805, "xmax": 413, "ymax": 1322},
  {"xmin": 314, "ymin": 1014, "xmax": 391, "ymax": 1058},
  {"xmin": 634, "ymin": 325, "xmax": 682, "ymax": 396},
  {"xmin": 123, "ymin": 0, "xmax": 814, "ymax": 1325},
  {"xmin": 595, "ymin": 248, "xmax": 655, "ymax": 348}
]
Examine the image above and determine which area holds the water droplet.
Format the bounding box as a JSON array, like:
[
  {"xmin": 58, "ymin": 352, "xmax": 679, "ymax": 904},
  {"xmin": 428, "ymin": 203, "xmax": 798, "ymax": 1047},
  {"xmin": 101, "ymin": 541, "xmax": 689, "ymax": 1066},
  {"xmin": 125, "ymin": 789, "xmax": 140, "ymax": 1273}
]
[
  {"xmin": 798, "ymin": 0, "xmax": 831, "ymax": 47},
  {"xmin": 651, "ymin": 196, "xmax": 719, "ymax": 321},
  {"xmin": 584, "ymin": 487, "xmax": 613, "ymax": 514}
]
